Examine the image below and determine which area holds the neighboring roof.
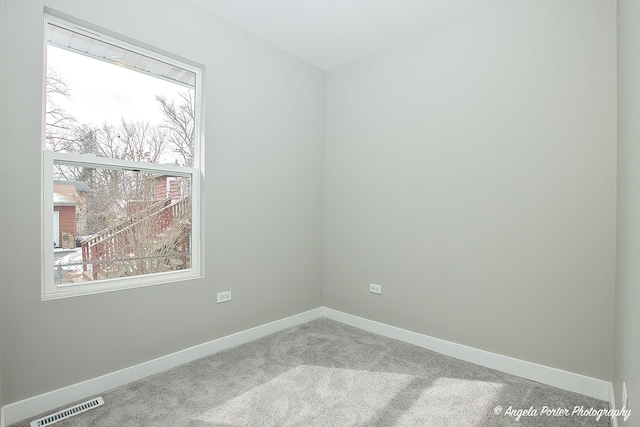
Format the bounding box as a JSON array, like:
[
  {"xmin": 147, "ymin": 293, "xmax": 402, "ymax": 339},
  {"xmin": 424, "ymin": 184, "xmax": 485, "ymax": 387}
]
[
  {"xmin": 54, "ymin": 180, "xmax": 91, "ymax": 193},
  {"xmin": 53, "ymin": 192, "xmax": 76, "ymax": 206},
  {"xmin": 53, "ymin": 183, "xmax": 82, "ymax": 206},
  {"xmin": 48, "ymin": 22, "xmax": 195, "ymax": 89}
]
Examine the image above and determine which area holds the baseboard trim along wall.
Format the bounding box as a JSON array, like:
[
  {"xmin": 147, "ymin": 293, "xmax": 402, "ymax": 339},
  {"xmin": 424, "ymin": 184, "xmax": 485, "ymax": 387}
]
[
  {"xmin": 0, "ymin": 308, "xmax": 324, "ymax": 426},
  {"xmin": 322, "ymin": 308, "xmax": 611, "ymax": 402},
  {"xmin": 2, "ymin": 306, "xmax": 614, "ymax": 425},
  {"xmin": 609, "ymin": 383, "xmax": 618, "ymax": 427}
]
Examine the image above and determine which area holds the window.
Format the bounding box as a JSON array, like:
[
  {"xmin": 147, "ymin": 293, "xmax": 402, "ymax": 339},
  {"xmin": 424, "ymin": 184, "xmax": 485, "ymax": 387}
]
[{"xmin": 42, "ymin": 13, "xmax": 203, "ymax": 299}]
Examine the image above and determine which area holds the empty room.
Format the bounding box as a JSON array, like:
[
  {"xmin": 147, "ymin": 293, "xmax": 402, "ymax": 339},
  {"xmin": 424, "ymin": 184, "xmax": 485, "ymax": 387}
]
[{"xmin": 0, "ymin": 0, "xmax": 638, "ymax": 426}]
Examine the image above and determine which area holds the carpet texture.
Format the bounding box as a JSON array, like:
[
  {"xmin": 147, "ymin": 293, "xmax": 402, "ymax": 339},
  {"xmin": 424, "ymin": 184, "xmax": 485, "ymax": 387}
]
[{"xmin": 11, "ymin": 318, "xmax": 611, "ymax": 426}]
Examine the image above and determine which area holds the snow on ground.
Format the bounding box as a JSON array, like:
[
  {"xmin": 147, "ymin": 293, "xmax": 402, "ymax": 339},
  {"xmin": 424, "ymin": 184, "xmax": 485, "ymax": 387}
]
[
  {"xmin": 54, "ymin": 247, "xmax": 83, "ymax": 269},
  {"xmin": 54, "ymin": 248, "xmax": 86, "ymax": 283}
]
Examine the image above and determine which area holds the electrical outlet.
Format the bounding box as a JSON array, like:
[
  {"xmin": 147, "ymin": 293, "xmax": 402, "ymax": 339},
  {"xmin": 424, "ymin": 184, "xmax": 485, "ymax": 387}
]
[
  {"xmin": 217, "ymin": 291, "xmax": 231, "ymax": 304},
  {"xmin": 622, "ymin": 382, "xmax": 628, "ymax": 410},
  {"xmin": 370, "ymin": 283, "xmax": 382, "ymax": 295}
]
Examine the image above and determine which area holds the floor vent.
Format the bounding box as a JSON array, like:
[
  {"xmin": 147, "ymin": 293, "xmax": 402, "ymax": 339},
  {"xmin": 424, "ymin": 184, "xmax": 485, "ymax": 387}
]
[{"xmin": 30, "ymin": 397, "xmax": 104, "ymax": 427}]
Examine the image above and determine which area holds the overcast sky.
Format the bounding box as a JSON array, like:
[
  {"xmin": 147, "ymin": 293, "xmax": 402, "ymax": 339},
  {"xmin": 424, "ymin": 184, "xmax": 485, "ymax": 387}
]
[{"xmin": 47, "ymin": 45, "xmax": 188, "ymax": 127}]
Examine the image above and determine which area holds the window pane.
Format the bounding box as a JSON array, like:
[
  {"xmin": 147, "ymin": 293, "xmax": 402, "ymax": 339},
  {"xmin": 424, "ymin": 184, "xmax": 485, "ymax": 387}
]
[
  {"xmin": 53, "ymin": 164, "xmax": 192, "ymax": 284},
  {"xmin": 45, "ymin": 24, "xmax": 196, "ymax": 167}
]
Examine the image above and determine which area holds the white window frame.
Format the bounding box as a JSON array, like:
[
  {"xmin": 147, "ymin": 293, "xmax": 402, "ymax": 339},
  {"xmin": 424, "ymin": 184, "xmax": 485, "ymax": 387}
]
[{"xmin": 42, "ymin": 13, "xmax": 204, "ymax": 300}]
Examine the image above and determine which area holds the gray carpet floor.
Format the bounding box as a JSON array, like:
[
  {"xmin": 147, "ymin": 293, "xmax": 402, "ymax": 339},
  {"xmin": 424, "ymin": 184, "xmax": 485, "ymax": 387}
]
[{"xmin": 11, "ymin": 318, "xmax": 611, "ymax": 426}]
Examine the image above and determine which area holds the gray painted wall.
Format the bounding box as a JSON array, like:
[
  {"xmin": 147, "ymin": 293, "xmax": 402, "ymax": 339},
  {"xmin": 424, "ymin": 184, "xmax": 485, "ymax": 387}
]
[
  {"xmin": 0, "ymin": 0, "xmax": 325, "ymax": 404},
  {"xmin": 615, "ymin": 0, "xmax": 640, "ymax": 422},
  {"xmin": 324, "ymin": 0, "xmax": 617, "ymax": 380},
  {"xmin": 0, "ymin": 0, "xmax": 4, "ymax": 411}
]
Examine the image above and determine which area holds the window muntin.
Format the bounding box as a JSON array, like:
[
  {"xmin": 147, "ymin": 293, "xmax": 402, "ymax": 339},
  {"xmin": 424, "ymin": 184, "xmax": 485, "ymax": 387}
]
[{"xmin": 43, "ymin": 14, "xmax": 202, "ymax": 298}]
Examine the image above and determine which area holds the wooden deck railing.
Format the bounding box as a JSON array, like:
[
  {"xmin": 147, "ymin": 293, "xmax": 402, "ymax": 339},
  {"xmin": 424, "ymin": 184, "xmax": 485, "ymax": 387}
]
[{"xmin": 81, "ymin": 196, "xmax": 191, "ymax": 280}]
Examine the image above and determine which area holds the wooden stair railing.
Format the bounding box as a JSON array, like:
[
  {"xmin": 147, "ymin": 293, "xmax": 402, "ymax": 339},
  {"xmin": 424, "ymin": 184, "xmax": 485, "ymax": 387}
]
[{"xmin": 81, "ymin": 196, "xmax": 191, "ymax": 280}]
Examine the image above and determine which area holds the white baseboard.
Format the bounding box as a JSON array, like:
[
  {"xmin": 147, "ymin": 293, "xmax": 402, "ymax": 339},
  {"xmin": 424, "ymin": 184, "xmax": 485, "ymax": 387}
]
[
  {"xmin": 609, "ymin": 382, "xmax": 618, "ymax": 427},
  {"xmin": 323, "ymin": 308, "xmax": 612, "ymax": 401},
  {"xmin": 1, "ymin": 307, "xmax": 323, "ymax": 426},
  {"xmin": 2, "ymin": 306, "xmax": 614, "ymax": 426}
]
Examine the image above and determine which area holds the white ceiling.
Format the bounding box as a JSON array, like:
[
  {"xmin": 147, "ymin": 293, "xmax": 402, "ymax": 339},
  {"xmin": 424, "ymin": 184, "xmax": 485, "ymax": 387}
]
[{"xmin": 184, "ymin": 0, "xmax": 498, "ymax": 71}]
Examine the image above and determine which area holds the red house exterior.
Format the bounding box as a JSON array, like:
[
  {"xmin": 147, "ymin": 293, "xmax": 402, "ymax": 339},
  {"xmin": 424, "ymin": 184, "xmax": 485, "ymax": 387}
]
[{"xmin": 53, "ymin": 188, "xmax": 77, "ymax": 248}]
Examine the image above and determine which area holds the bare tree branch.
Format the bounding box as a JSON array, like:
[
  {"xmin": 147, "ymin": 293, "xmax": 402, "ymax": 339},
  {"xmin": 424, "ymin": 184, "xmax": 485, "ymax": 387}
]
[{"xmin": 156, "ymin": 92, "xmax": 195, "ymax": 166}]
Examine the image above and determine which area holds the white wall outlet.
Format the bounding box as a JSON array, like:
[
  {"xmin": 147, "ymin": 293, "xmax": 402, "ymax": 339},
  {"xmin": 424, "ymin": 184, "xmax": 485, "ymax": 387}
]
[
  {"xmin": 622, "ymin": 382, "xmax": 628, "ymax": 410},
  {"xmin": 370, "ymin": 283, "xmax": 382, "ymax": 295},
  {"xmin": 217, "ymin": 291, "xmax": 231, "ymax": 304}
]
